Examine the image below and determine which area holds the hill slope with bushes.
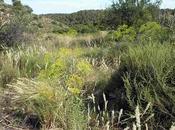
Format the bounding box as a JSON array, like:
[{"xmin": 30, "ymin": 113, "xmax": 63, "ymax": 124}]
[{"xmin": 0, "ymin": 0, "xmax": 175, "ymax": 130}]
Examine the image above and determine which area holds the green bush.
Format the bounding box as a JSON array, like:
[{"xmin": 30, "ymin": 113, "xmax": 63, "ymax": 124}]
[
  {"xmin": 52, "ymin": 27, "xmax": 69, "ymax": 34},
  {"xmin": 139, "ymin": 22, "xmax": 171, "ymax": 42},
  {"xmin": 0, "ymin": 3, "xmax": 37, "ymax": 48},
  {"xmin": 66, "ymin": 28, "xmax": 78, "ymax": 36},
  {"xmin": 39, "ymin": 48, "xmax": 94, "ymax": 94},
  {"xmin": 52, "ymin": 27, "xmax": 77, "ymax": 36},
  {"xmin": 105, "ymin": 43, "xmax": 175, "ymax": 129},
  {"xmin": 114, "ymin": 25, "xmax": 136, "ymax": 42},
  {"xmin": 74, "ymin": 24, "xmax": 98, "ymax": 34}
]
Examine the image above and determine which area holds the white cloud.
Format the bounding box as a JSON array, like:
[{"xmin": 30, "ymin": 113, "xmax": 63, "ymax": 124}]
[{"xmin": 161, "ymin": 0, "xmax": 175, "ymax": 9}]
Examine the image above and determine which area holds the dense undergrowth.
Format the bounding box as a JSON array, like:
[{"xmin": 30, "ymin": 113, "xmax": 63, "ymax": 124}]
[
  {"xmin": 104, "ymin": 43, "xmax": 175, "ymax": 129},
  {"xmin": 1, "ymin": 1, "xmax": 175, "ymax": 130},
  {"xmin": 0, "ymin": 32, "xmax": 119, "ymax": 129},
  {"xmin": 0, "ymin": 30, "xmax": 175, "ymax": 130}
]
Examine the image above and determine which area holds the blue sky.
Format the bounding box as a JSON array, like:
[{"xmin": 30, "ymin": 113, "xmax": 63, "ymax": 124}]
[{"xmin": 4, "ymin": 0, "xmax": 175, "ymax": 14}]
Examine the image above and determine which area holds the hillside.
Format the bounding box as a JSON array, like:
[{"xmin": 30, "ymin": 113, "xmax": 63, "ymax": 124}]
[
  {"xmin": 42, "ymin": 10, "xmax": 105, "ymax": 26},
  {"xmin": 43, "ymin": 8, "xmax": 175, "ymax": 30},
  {"xmin": 0, "ymin": 0, "xmax": 175, "ymax": 130}
]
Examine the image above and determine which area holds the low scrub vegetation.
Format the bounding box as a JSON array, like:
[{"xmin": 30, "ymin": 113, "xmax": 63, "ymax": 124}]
[
  {"xmin": 103, "ymin": 43, "xmax": 175, "ymax": 129},
  {"xmin": 0, "ymin": 0, "xmax": 175, "ymax": 130}
]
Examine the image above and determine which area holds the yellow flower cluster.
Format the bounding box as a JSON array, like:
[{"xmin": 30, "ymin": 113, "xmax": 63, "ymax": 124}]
[{"xmin": 39, "ymin": 48, "xmax": 93, "ymax": 95}]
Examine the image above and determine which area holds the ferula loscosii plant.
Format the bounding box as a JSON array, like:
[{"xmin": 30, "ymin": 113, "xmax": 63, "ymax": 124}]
[{"xmin": 39, "ymin": 48, "xmax": 94, "ymax": 95}]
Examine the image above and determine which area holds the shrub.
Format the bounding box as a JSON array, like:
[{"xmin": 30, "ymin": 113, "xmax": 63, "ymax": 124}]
[
  {"xmin": 52, "ymin": 27, "xmax": 68, "ymax": 34},
  {"xmin": 39, "ymin": 48, "xmax": 94, "ymax": 94},
  {"xmin": 104, "ymin": 43, "xmax": 175, "ymax": 129},
  {"xmin": 74, "ymin": 24, "xmax": 98, "ymax": 34},
  {"xmin": 114, "ymin": 25, "xmax": 136, "ymax": 42},
  {"xmin": 66, "ymin": 28, "xmax": 78, "ymax": 36},
  {"xmin": 139, "ymin": 22, "xmax": 166, "ymax": 43},
  {"xmin": 0, "ymin": 22, "xmax": 24, "ymax": 47},
  {"xmin": 66, "ymin": 74, "xmax": 84, "ymax": 94},
  {"xmin": 0, "ymin": 5, "xmax": 37, "ymax": 48}
]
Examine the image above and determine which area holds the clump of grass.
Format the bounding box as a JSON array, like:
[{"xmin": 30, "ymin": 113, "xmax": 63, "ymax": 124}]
[
  {"xmin": 0, "ymin": 65, "xmax": 18, "ymax": 88},
  {"xmin": 104, "ymin": 43, "xmax": 175, "ymax": 129},
  {"xmin": 0, "ymin": 46, "xmax": 47, "ymax": 80},
  {"xmin": 88, "ymin": 92, "xmax": 154, "ymax": 130},
  {"xmin": 6, "ymin": 78, "xmax": 87, "ymax": 129},
  {"xmin": 0, "ymin": 49, "xmax": 19, "ymax": 88}
]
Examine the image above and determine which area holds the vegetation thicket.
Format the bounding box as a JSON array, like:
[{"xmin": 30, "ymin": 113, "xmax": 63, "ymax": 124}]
[{"xmin": 0, "ymin": 0, "xmax": 175, "ymax": 130}]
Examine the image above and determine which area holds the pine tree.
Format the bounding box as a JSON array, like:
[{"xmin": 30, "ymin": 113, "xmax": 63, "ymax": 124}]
[
  {"xmin": 12, "ymin": 0, "xmax": 22, "ymax": 7},
  {"xmin": 102, "ymin": 0, "xmax": 162, "ymax": 28}
]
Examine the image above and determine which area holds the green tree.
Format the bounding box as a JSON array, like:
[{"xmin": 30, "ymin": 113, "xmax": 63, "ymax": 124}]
[
  {"xmin": 102, "ymin": 0, "xmax": 162, "ymax": 28},
  {"xmin": 12, "ymin": 0, "xmax": 22, "ymax": 6},
  {"xmin": 12, "ymin": 0, "xmax": 23, "ymax": 11},
  {"xmin": 0, "ymin": 0, "xmax": 36, "ymax": 47}
]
